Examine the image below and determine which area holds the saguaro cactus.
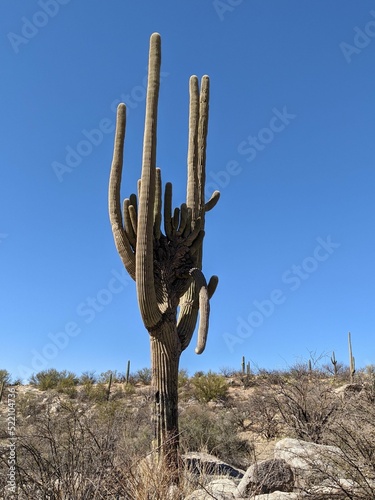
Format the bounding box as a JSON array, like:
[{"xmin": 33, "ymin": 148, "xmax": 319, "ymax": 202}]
[
  {"xmin": 348, "ymin": 331, "xmax": 355, "ymax": 383},
  {"xmin": 108, "ymin": 33, "xmax": 219, "ymax": 466}
]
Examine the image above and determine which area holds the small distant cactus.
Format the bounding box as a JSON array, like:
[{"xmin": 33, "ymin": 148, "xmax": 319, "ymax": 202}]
[
  {"xmin": 106, "ymin": 372, "xmax": 113, "ymax": 401},
  {"xmin": 125, "ymin": 360, "xmax": 131, "ymax": 385},
  {"xmin": 348, "ymin": 331, "xmax": 356, "ymax": 383},
  {"xmin": 331, "ymin": 351, "xmax": 338, "ymax": 376},
  {"xmin": 0, "ymin": 381, "xmax": 4, "ymax": 403}
]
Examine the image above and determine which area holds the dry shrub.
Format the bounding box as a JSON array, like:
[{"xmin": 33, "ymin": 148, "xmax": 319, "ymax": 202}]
[
  {"xmin": 0, "ymin": 396, "xmax": 154, "ymax": 499},
  {"xmin": 179, "ymin": 403, "xmax": 254, "ymax": 469},
  {"xmin": 322, "ymin": 389, "xmax": 375, "ymax": 499},
  {"xmin": 232, "ymin": 389, "xmax": 281, "ymax": 440},
  {"xmin": 267, "ymin": 371, "xmax": 339, "ymax": 443}
]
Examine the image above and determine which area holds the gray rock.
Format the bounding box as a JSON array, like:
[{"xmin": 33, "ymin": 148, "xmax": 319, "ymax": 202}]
[
  {"xmin": 274, "ymin": 438, "xmax": 344, "ymax": 488},
  {"xmin": 183, "ymin": 451, "xmax": 245, "ymax": 479},
  {"xmin": 185, "ymin": 478, "xmax": 238, "ymax": 499},
  {"xmin": 237, "ymin": 459, "xmax": 294, "ymax": 496},
  {"xmin": 334, "ymin": 383, "xmax": 362, "ymax": 400},
  {"xmin": 253, "ymin": 493, "xmax": 299, "ymax": 500}
]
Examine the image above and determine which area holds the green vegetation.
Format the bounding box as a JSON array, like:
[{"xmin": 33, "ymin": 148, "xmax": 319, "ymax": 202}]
[{"xmin": 191, "ymin": 370, "xmax": 228, "ymax": 403}]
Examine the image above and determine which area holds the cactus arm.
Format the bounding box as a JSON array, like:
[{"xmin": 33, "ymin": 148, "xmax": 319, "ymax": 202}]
[
  {"xmin": 207, "ymin": 275, "xmax": 219, "ymax": 299},
  {"xmin": 128, "ymin": 193, "xmax": 138, "ymax": 237},
  {"xmin": 197, "ymin": 75, "xmax": 209, "ymax": 218},
  {"xmin": 205, "ymin": 190, "xmax": 220, "ymax": 212},
  {"xmin": 176, "ymin": 203, "xmax": 188, "ymax": 236},
  {"xmin": 178, "ymin": 76, "xmax": 214, "ymax": 352},
  {"xmin": 182, "ymin": 207, "xmax": 192, "ymax": 237},
  {"xmin": 188, "ymin": 268, "xmax": 209, "ymax": 354},
  {"xmin": 178, "ymin": 291, "xmax": 199, "ymax": 351},
  {"xmin": 187, "ymin": 76, "xmax": 199, "ymax": 217},
  {"xmin": 123, "ymin": 199, "xmax": 136, "ymax": 250},
  {"xmin": 172, "ymin": 207, "xmax": 180, "ymax": 235},
  {"xmin": 108, "ymin": 103, "xmax": 136, "ymax": 280},
  {"xmin": 164, "ymin": 182, "xmax": 173, "ymax": 239},
  {"xmin": 136, "ymin": 33, "xmax": 162, "ymax": 330},
  {"xmin": 177, "ymin": 272, "xmax": 215, "ymax": 355}
]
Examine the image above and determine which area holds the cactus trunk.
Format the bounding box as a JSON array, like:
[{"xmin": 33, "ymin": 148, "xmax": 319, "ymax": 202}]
[{"xmin": 150, "ymin": 322, "xmax": 180, "ymax": 467}]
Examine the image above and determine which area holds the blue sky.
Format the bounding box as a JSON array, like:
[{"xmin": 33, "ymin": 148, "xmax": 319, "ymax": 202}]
[{"xmin": 1, "ymin": 1, "xmax": 374, "ymax": 381}]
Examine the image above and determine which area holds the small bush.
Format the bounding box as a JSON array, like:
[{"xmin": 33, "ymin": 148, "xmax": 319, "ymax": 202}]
[
  {"xmin": 56, "ymin": 377, "xmax": 77, "ymax": 398},
  {"xmin": 232, "ymin": 389, "xmax": 280, "ymax": 440},
  {"xmin": 219, "ymin": 366, "xmax": 237, "ymax": 377},
  {"xmin": 180, "ymin": 403, "xmax": 254, "ymax": 469},
  {"xmin": 79, "ymin": 370, "xmax": 97, "ymax": 385},
  {"xmin": 0, "ymin": 369, "xmax": 11, "ymax": 385},
  {"xmin": 98, "ymin": 370, "xmax": 121, "ymax": 384},
  {"xmin": 135, "ymin": 367, "xmax": 152, "ymax": 385},
  {"xmin": 191, "ymin": 371, "xmax": 228, "ymax": 403},
  {"xmin": 178, "ymin": 368, "xmax": 189, "ymax": 388},
  {"xmin": 30, "ymin": 369, "xmax": 78, "ymax": 395}
]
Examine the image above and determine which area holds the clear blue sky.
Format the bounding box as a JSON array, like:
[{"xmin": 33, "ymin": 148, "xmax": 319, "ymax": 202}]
[{"xmin": 1, "ymin": 1, "xmax": 374, "ymax": 381}]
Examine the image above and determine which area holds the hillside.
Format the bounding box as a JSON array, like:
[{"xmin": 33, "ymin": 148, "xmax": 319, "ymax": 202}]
[{"xmin": 1, "ymin": 366, "xmax": 375, "ymax": 499}]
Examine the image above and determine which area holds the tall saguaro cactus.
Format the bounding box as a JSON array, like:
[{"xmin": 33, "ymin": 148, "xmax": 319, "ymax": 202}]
[{"xmin": 108, "ymin": 33, "xmax": 219, "ymax": 466}]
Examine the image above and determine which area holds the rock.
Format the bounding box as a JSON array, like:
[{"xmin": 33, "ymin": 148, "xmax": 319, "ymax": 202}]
[
  {"xmin": 183, "ymin": 451, "xmax": 245, "ymax": 479},
  {"xmin": 334, "ymin": 383, "xmax": 362, "ymax": 399},
  {"xmin": 237, "ymin": 459, "xmax": 294, "ymax": 496},
  {"xmin": 185, "ymin": 478, "xmax": 238, "ymax": 499},
  {"xmin": 274, "ymin": 438, "xmax": 343, "ymax": 487},
  {"xmin": 253, "ymin": 493, "xmax": 299, "ymax": 499}
]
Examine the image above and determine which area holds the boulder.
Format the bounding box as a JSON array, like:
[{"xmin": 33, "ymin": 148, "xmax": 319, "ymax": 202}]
[
  {"xmin": 274, "ymin": 438, "xmax": 343, "ymax": 487},
  {"xmin": 252, "ymin": 493, "xmax": 299, "ymax": 499},
  {"xmin": 334, "ymin": 383, "xmax": 362, "ymax": 400},
  {"xmin": 237, "ymin": 459, "xmax": 294, "ymax": 496},
  {"xmin": 185, "ymin": 478, "xmax": 238, "ymax": 499},
  {"xmin": 183, "ymin": 452, "xmax": 245, "ymax": 479}
]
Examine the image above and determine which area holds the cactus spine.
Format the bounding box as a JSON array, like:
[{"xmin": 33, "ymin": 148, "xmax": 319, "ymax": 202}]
[
  {"xmin": 108, "ymin": 33, "xmax": 219, "ymax": 468},
  {"xmin": 348, "ymin": 331, "xmax": 355, "ymax": 383}
]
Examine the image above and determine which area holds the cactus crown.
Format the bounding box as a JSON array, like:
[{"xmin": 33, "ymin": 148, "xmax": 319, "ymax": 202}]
[{"xmin": 108, "ymin": 33, "xmax": 219, "ymax": 354}]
